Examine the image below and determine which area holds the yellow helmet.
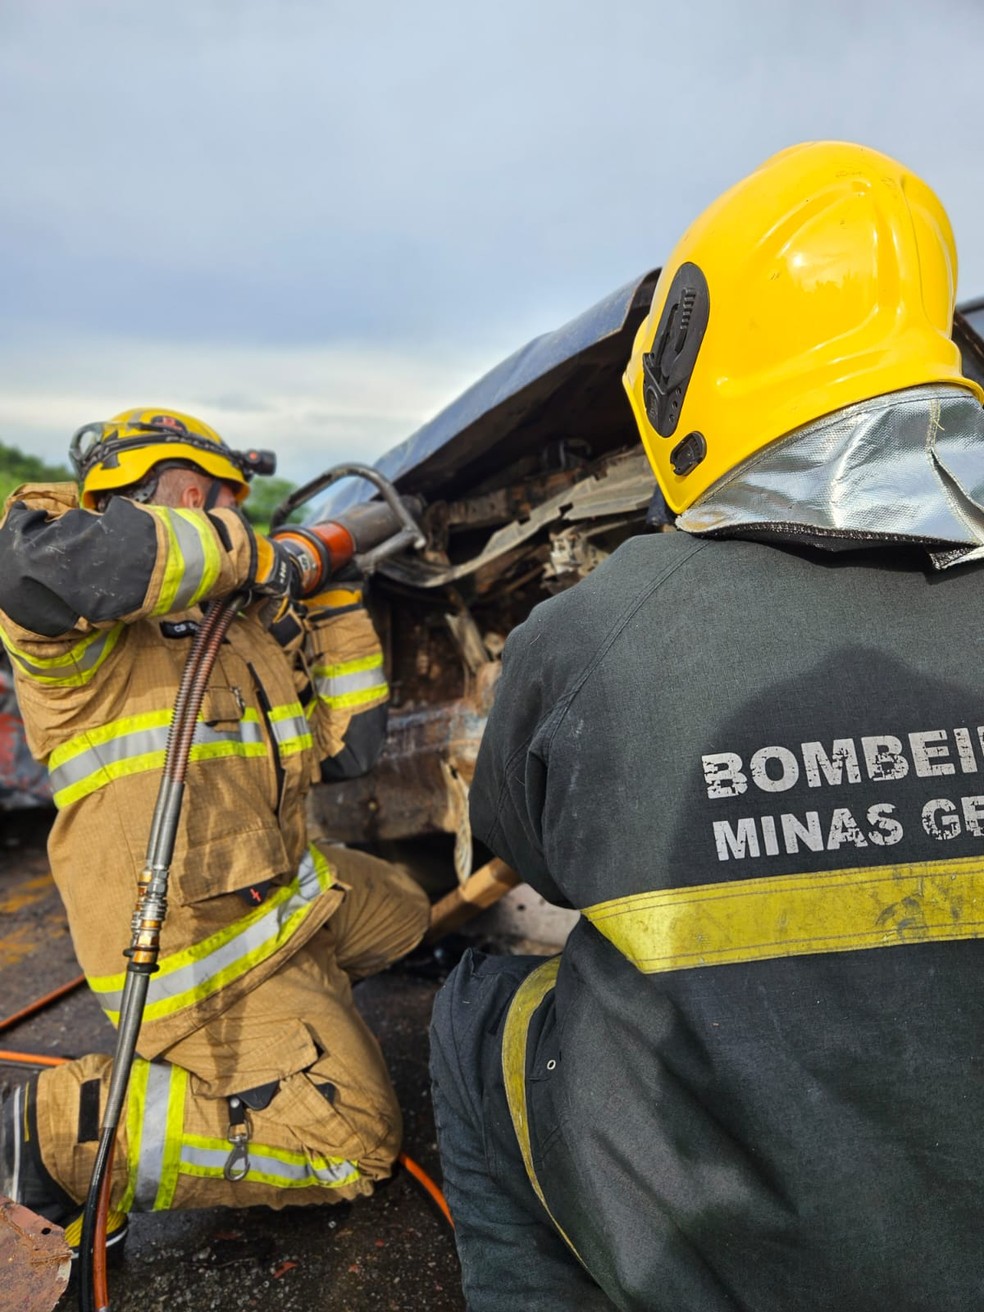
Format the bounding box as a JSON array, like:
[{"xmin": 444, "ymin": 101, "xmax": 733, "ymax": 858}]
[
  {"xmin": 623, "ymin": 141, "xmax": 984, "ymax": 514},
  {"xmin": 70, "ymin": 408, "xmax": 276, "ymax": 510}
]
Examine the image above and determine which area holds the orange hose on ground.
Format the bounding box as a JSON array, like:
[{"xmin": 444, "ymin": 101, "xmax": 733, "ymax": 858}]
[
  {"xmin": 0, "ymin": 1049, "xmax": 71, "ymax": 1067},
  {"xmin": 398, "ymin": 1151, "xmax": 454, "ymax": 1229},
  {"xmin": 0, "ymin": 973, "xmax": 86, "ymax": 1033}
]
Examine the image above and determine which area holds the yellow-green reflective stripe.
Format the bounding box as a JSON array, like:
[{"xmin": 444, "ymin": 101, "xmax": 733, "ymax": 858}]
[
  {"xmin": 1, "ymin": 624, "xmax": 114, "ymax": 671},
  {"xmin": 583, "ymin": 855, "xmax": 984, "ymax": 974},
  {"xmin": 316, "ymin": 653, "xmax": 384, "ymax": 678},
  {"xmin": 313, "ymin": 653, "xmax": 388, "ymax": 708},
  {"xmin": 90, "ymin": 847, "xmax": 335, "ymax": 1023},
  {"xmin": 52, "ymin": 738, "xmax": 268, "ymax": 808},
  {"xmin": 151, "ymin": 511, "xmax": 186, "ymax": 617},
  {"xmin": 151, "ymin": 509, "xmax": 221, "ymax": 616},
  {"xmin": 49, "ymin": 710, "xmax": 266, "ymax": 808},
  {"xmin": 50, "ymin": 709, "xmax": 172, "ymax": 765},
  {"xmin": 90, "ymin": 848, "xmax": 326, "ymax": 993},
  {"xmin": 501, "ymin": 957, "xmax": 583, "ymax": 1262},
  {"xmin": 178, "ymin": 509, "xmax": 221, "ymax": 607},
  {"xmin": 156, "ymin": 1065, "xmax": 188, "ymax": 1210},
  {"xmin": 119, "ymin": 1057, "xmax": 151, "ymax": 1213},
  {"xmin": 133, "ymin": 1061, "xmax": 170, "ymax": 1211},
  {"xmin": 268, "ymin": 702, "xmax": 314, "ymax": 756},
  {"xmin": 316, "ymin": 683, "xmax": 389, "ymax": 711},
  {"xmin": 120, "ymin": 1060, "xmax": 188, "ymax": 1212},
  {"xmin": 50, "ymin": 706, "xmax": 264, "ymax": 766},
  {"xmin": 0, "ymin": 623, "xmax": 123, "ymax": 687},
  {"xmin": 179, "ymin": 1134, "xmax": 359, "ymax": 1189}
]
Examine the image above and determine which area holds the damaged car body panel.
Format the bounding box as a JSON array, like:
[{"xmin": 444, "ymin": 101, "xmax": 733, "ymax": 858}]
[{"xmin": 305, "ymin": 271, "xmax": 665, "ymax": 881}]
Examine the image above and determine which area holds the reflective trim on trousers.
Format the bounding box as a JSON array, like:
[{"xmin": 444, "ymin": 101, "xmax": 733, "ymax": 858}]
[
  {"xmin": 120, "ymin": 1062, "xmax": 359, "ymax": 1211},
  {"xmin": 88, "ymin": 846, "xmax": 336, "ymax": 1025},
  {"xmin": 48, "ymin": 709, "xmax": 267, "ymax": 807},
  {"xmin": 121, "ymin": 1059, "xmax": 188, "ymax": 1212},
  {"xmin": 0, "ymin": 622, "xmax": 123, "ymax": 687},
  {"xmin": 500, "ymin": 956, "xmax": 583, "ymax": 1262},
  {"xmin": 180, "ymin": 1136, "xmax": 360, "ymax": 1190},
  {"xmin": 151, "ymin": 508, "xmax": 222, "ymax": 616},
  {"xmin": 582, "ymin": 855, "xmax": 984, "ymax": 974},
  {"xmin": 313, "ymin": 653, "xmax": 388, "ymax": 710}
]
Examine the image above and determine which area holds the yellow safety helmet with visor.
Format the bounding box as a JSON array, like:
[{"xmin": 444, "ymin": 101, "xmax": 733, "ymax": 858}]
[
  {"xmin": 70, "ymin": 408, "xmax": 276, "ymax": 510},
  {"xmin": 623, "ymin": 140, "xmax": 984, "ymax": 514}
]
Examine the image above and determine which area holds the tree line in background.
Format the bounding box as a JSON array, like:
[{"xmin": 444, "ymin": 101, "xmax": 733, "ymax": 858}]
[
  {"xmin": 0, "ymin": 441, "xmax": 296, "ymax": 530},
  {"xmin": 0, "ymin": 442, "xmax": 73, "ymax": 507}
]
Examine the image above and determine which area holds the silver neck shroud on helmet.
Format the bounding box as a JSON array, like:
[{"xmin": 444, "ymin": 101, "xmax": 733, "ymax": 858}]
[{"xmin": 676, "ymin": 384, "xmax": 984, "ymax": 570}]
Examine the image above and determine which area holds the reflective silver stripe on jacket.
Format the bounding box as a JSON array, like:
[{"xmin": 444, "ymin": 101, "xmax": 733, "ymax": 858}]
[
  {"xmin": 1, "ymin": 623, "xmax": 123, "ymax": 687},
  {"xmin": 151, "ymin": 508, "xmax": 222, "ymax": 616},
  {"xmin": 268, "ymin": 705, "xmax": 313, "ymax": 754},
  {"xmin": 48, "ymin": 711, "xmax": 266, "ymax": 807},
  {"xmin": 164, "ymin": 511, "xmax": 213, "ymax": 612},
  {"xmin": 91, "ymin": 847, "xmax": 334, "ymax": 1023},
  {"xmin": 313, "ymin": 654, "xmax": 388, "ymax": 708}
]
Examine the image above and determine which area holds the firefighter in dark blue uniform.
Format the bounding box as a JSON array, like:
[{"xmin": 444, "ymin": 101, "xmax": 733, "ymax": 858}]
[{"xmin": 430, "ymin": 141, "xmax": 984, "ymax": 1311}]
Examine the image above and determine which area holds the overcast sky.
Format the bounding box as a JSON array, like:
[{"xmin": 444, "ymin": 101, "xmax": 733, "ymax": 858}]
[{"xmin": 2, "ymin": 0, "xmax": 983, "ymax": 486}]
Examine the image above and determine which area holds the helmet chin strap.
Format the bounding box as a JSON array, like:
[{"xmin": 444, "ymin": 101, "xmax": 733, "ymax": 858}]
[{"xmin": 203, "ymin": 479, "xmax": 224, "ymax": 512}]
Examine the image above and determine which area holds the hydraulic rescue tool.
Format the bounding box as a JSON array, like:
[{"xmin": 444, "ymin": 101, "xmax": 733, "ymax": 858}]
[{"xmin": 78, "ymin": 466, "xmax": 425, "ymax": 1312}]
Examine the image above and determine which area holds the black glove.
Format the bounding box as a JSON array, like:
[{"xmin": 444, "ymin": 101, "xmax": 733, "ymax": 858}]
[
  {"xmin": 251, "ymin": 535, "xmax": 304, "ymax": 624},
  {"xmin": 255, "ymin": 536, "xmax": 303, "ymax": 594}
]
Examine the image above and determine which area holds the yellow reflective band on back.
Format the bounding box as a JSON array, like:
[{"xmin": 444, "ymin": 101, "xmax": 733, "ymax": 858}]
[
  {"xmin": 0, "ymin": 622, "xmax": 123, "ymax": 687},
  {"xmin": 583, "ymin": 855, "xmax": 984, "ymax": 974},
  {"xmin": 501, "ymin": 956, "xmax": 583, "ymax": 1264}
]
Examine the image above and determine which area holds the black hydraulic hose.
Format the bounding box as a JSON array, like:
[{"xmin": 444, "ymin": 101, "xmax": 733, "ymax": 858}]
[{"xmin": 78, "ymin": 593, "xmax": 245, "ymax": 1312}]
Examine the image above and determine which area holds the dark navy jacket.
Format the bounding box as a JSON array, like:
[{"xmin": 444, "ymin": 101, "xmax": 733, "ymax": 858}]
[{"xmin": 472, "ymin": 531, "xmax": 984, "ymax": 1311}]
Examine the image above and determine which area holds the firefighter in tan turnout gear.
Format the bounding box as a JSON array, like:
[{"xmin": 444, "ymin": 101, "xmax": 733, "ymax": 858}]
[
  {"xmin": 430, "ymin": 142, "xmax": 984, "ymax": 1311},
  {"xmin": 0, "ymin": 410, "xmax": 429, "ymax": 1248}
]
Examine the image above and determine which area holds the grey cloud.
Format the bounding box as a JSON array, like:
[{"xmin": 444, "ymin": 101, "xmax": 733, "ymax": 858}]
[
  {"xmin": 4, "ymin": 0, "xmax": 984, "ymax": 360},
  {"xmin": 198, "ymin": 394, "xmax": 277, "ymax": 415},
  {"xmin": 4, "ymin": 0, "xmax": 984, "ymax": 480}
]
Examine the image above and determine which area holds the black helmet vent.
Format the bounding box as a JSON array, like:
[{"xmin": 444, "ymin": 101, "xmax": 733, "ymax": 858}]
[{"xmin": 642, "ymin": 262, "xmax": 710, "ymax": 438}]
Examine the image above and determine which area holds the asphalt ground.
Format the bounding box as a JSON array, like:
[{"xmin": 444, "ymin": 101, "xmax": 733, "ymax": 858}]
[{"xmin": 0, "ymin": 808, "xmax": 469, "ymax": 1312}]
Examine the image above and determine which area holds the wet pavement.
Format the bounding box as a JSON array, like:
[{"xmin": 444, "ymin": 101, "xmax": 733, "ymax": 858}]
[{"xmin": 0, "ymin": 809, "xmax": 468, "ymax": 1312}]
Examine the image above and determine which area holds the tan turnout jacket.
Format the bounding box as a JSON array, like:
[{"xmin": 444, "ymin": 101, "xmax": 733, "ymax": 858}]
[{"xmin": 0, "ymin": 483, "xmax": 390, "ymax": 1056}]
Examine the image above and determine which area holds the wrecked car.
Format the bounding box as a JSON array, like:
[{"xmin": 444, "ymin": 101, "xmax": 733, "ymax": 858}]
[{"xmin": 302, "ymin": 278, "xmax": 984, "ymax": 892}]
